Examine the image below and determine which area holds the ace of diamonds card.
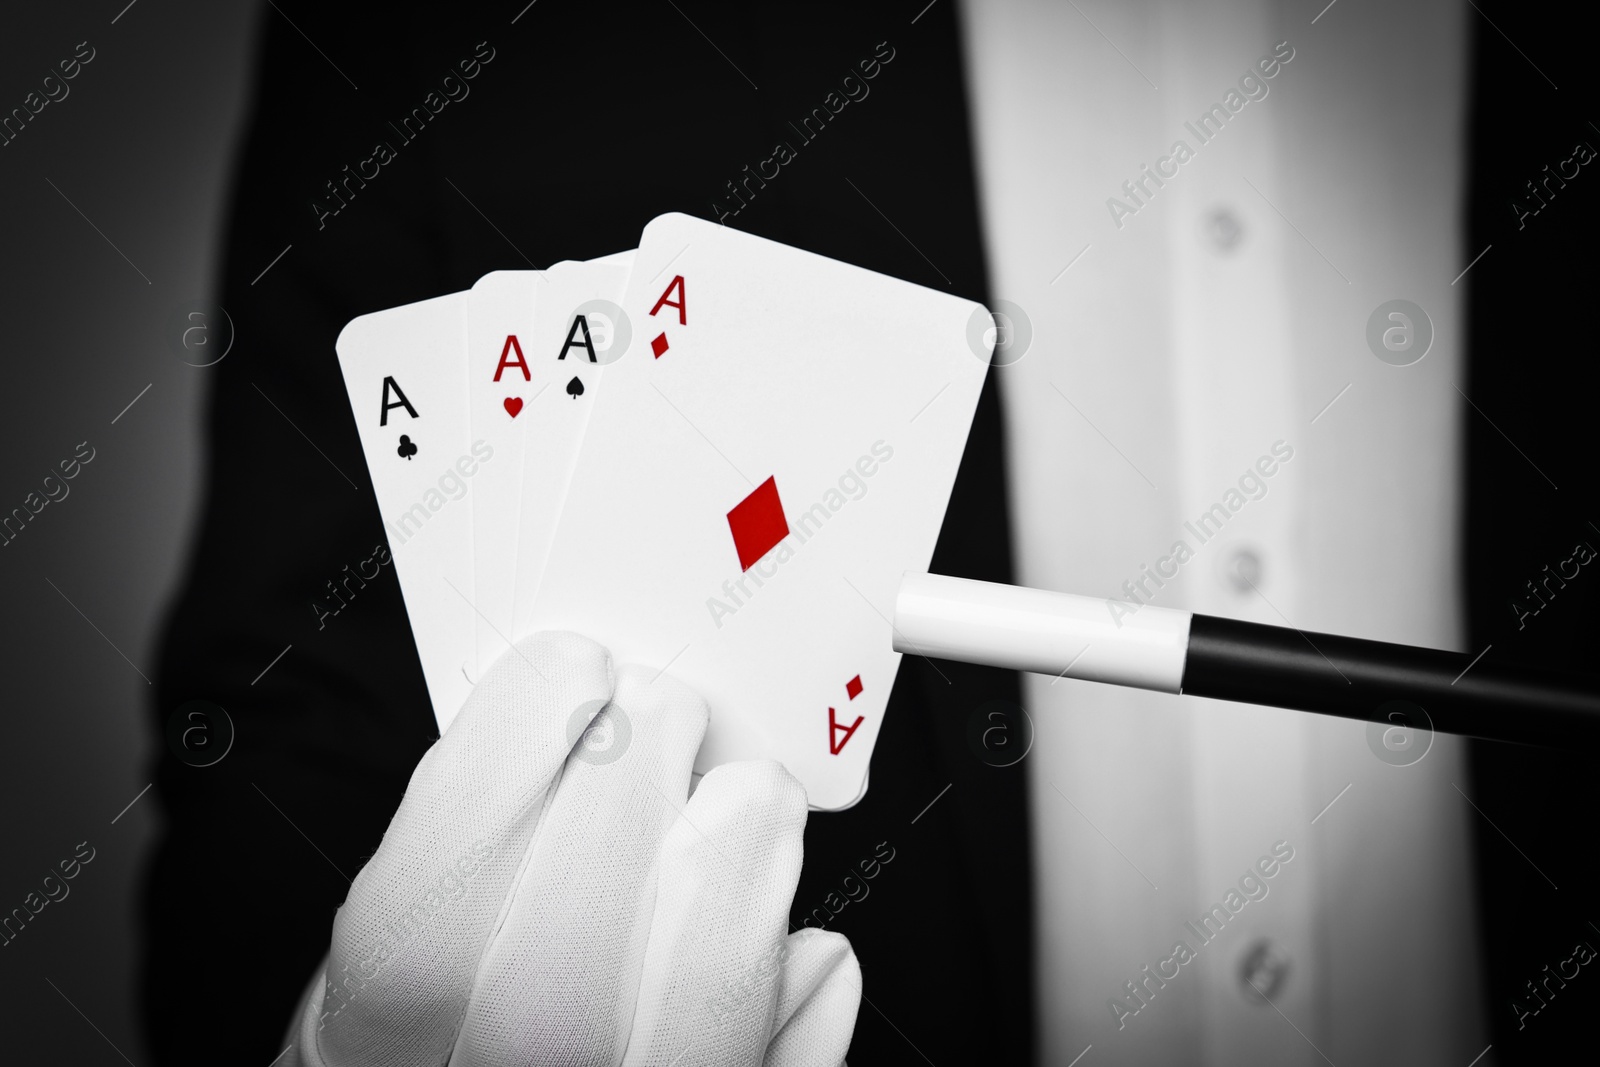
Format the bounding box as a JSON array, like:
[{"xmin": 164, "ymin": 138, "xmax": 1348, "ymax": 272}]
[{"xmin": 531, "ymin": 214, "xmax": 993, "ymax": 809}]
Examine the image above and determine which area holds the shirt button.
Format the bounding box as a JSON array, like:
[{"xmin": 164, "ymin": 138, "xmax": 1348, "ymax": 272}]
[
  {"xmin": 1223, "ymin": 544, "xmax": 1263, "ymax": 593},
  {"xmin": 1205, "ymin": 207, "xmax": 1244, "ymax": 252},
  {"xmin": 1238, "ymin": 937, "xmax": 1291, "ymax": 1002}
]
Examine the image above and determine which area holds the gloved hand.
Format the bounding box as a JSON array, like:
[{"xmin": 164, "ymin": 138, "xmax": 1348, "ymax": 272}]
[{"xmin": 281, "ymin": 631, "xmax": 860, "ymax": 1066}]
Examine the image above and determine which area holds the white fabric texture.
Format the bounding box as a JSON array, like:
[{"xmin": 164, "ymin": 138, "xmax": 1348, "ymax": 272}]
[{"xmin": 281, "ymin": 631, "xmax": 859, "ymax": 1066}]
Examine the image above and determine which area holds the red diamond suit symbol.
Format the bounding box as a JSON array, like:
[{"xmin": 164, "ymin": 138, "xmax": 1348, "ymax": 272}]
[{"xmin": 726, "ymin": 476, "xmax": 789, "ymax": 571}]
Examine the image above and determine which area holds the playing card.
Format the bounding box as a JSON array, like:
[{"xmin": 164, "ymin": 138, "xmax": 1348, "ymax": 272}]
[
  {"xmin": 530, "ymin": 213, "xmax": 993, "ymax": 809},
  {"xmin": 508, "ymin": 251, "xmax": 635, "ymax": 640},
  {"xmin": 335, "ymin": 292, "xmax": 478, "ymax": 728},
  {"xmin": 465, "ymin": 268, "xmax": 544, "ymax": 679}
]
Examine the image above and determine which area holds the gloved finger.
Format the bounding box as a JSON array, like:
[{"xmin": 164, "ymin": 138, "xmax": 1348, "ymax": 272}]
[
  {"xmin": 619, "ymin": 760, "xmax": 809, "ymax": 1067},
  {"xmin": 454, "ymin": 662, "xmax": 709, "ymax": 1067},
  {"xmin": 314, "ymin": 631, "xmax": 614, "ymax": 1067},
  {"xmin": 762, "ymin": 929, "xmax": 861, "ymax": 1067}
]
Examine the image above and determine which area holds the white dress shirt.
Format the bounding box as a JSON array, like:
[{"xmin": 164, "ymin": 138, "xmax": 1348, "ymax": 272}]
[{"xmin": 963, "ymin": 1, "xmax": 1485, "ymax": 1062}]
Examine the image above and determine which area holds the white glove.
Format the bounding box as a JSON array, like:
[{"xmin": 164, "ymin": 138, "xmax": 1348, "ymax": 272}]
[{"xmin": 282, "ymin": 631, "xmax": 860, "ymax": 1066}]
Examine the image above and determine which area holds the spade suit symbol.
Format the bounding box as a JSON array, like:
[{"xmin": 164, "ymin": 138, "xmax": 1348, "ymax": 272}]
[
  {"xmin": 397, "ymin": 434, "xmax": 418, "ymax": 460},
  {"xmin": 566, "ymin": 376, "xmax": 585, "ymax": 399}
]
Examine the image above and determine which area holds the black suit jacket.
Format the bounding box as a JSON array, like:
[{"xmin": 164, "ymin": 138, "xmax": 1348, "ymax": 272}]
[
  {"xmin": 1463, "ymin": 3, "xmax": 1600, "ymax": 1061},
  {"xmin": 143, "ymin": 3, "xmax": 1035, "ymax": 1062}
]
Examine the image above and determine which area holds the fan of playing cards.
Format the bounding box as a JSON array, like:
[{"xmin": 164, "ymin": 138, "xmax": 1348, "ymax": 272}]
[{"xmin": 336, "ymin": 213, "xmax": 994, "ymax": 810}]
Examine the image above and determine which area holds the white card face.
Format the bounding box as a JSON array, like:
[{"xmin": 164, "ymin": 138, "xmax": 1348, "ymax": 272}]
[
  {"xmin": 335, "ymin": 293, "xmax": 478, "ymax": 729},
  {"xmin": 466, "ymin": 270, "xmax": 544, "ymax": 678},
  {"xmin": 531, "ymin": 214, "xmax": 992, "ymax": 809},
  {"xmin": 509, "ymin": 252, "xmax": 636, "ymax": 640}
]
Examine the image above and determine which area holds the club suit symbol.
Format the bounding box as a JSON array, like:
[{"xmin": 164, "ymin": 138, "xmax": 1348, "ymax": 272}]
[
  {"xmin": 566, "ymin": 376, "xmax": 585, "ymax": 399},
  {"xmin": 396, "ymin": 434, "xmax": 418, "ymax": 460}
]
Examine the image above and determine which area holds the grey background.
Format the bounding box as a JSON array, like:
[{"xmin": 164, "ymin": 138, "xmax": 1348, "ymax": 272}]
[{"xmin": 0, "ymin": 3, "xmax": 257, "ymax": 1060}]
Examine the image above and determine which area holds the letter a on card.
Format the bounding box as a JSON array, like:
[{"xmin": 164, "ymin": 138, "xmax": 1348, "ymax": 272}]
[
  {"xmin": 829, "ymin": 707, "xmax": 863, "ymax": 755},
  {"xmin": 650, "ymin": 275, "xmax": 687, "ymax": 324}
]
